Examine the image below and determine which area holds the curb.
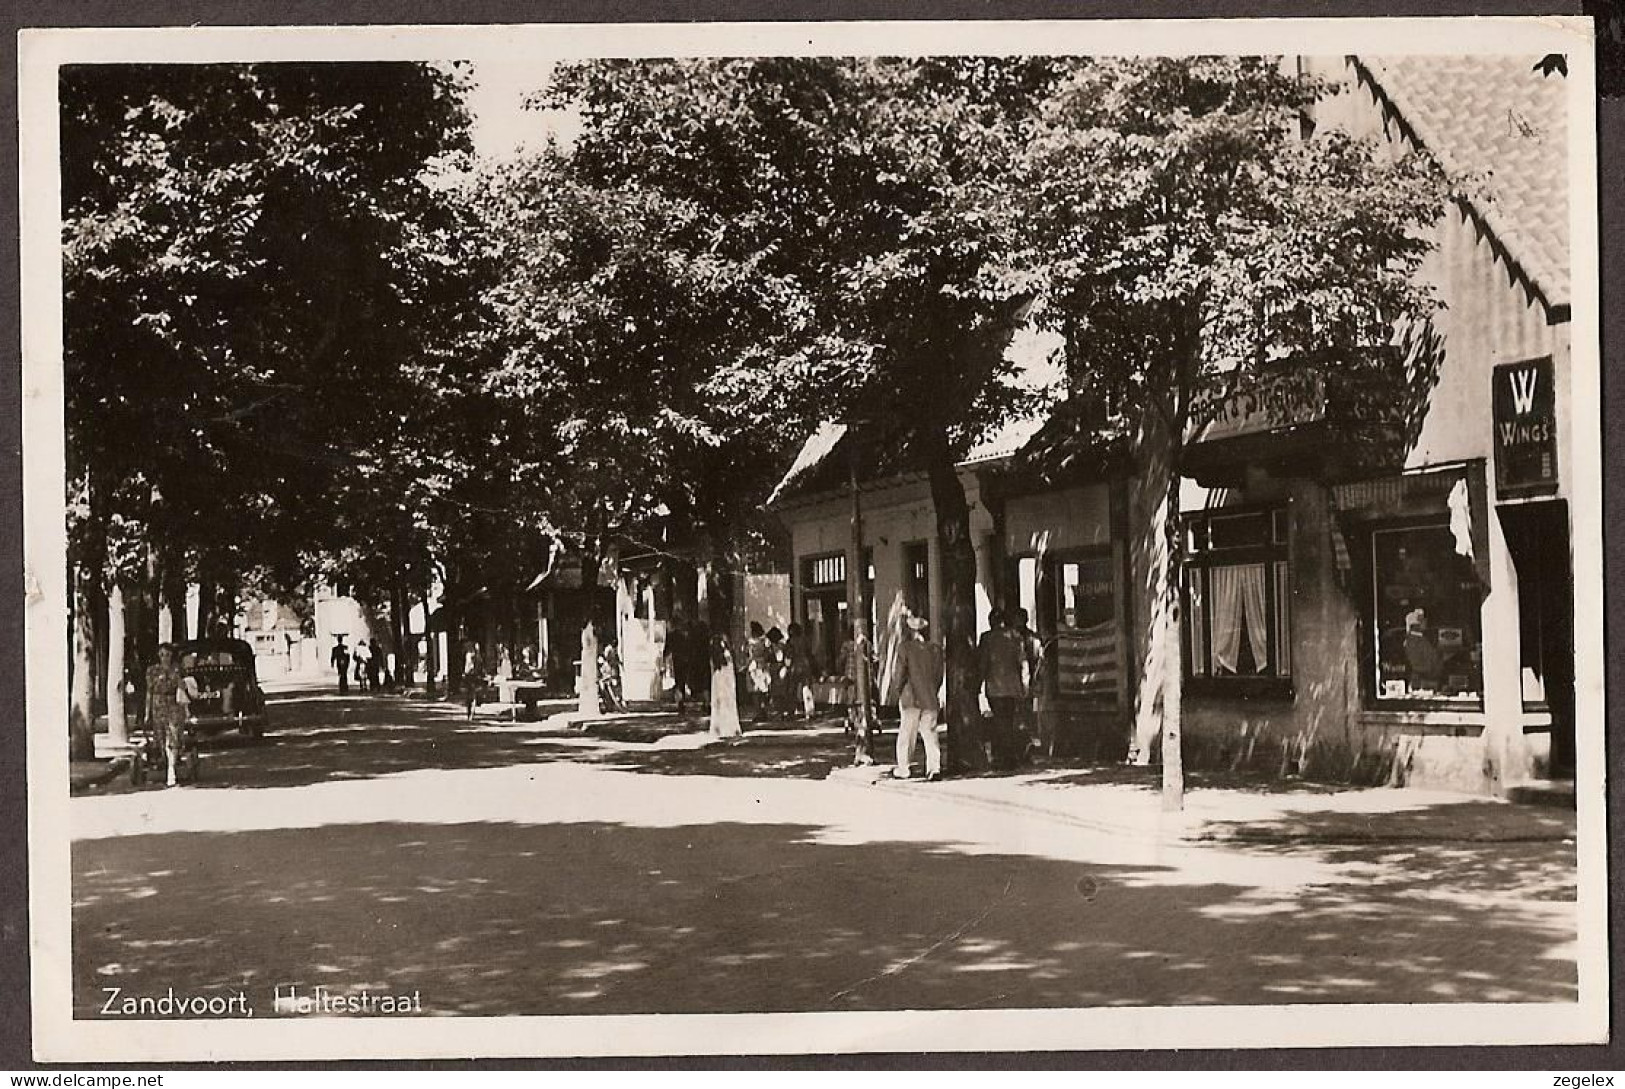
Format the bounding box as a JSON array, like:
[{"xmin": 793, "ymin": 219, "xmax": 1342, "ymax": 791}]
[
  {"xmin": 70, "ymin": 756, "xmax": 130, "ymax": 793},
  {"xmin": 824, "ymin": 768, "xmax": 1577, "ymax": 847}
]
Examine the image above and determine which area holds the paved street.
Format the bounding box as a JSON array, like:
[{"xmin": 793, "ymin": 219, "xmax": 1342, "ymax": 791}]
[{"xmin": 71, "ymin": 687, "xmax": 1578, "ymax": 1018}]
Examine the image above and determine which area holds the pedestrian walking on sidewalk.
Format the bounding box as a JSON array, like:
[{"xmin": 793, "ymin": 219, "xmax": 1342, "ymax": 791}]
[
  {"xmin": 1013, "ymin": 607, "xmax": 1047, "ymax": 759},
  {"xmin": 365, "ymin": 641, "xmax": 383, "ymax": 692},
  {"xmin": 837, "ymin": 621, "xmax": 877, "ymax": 764},
  {"xmin": 893, "ymin": 615, "xmax": 943, "ymax": 781},
  {"xmin": 353, "ymin": 639, "xmax": 373, "ymax": 693},
  {"xmin": 785, "ymin": 622, "xmax": 816, "ymax": 720},
  {"xmin": 744, "ymin": 621, "xmax": 772, "ymax": 721},
  {"xmin": 599, "ymin": 640, "xmax": 625, "ymax": 712},
  {"xmin": 708, "ymin": 634, "xmax": 741, "ymax": 740},
  {"xmin": 330, "ymin": 638, "xmax": 351, "ymax": 696},
  {"xmin": 462, "ymin": 641, "xmax": 488, "ymax": 721},
  {"xmin": 144, "ymin": 643, "xmax": 192, "ymax": 788},
  {"xmin": 979, "ymin": 608, "xmax": 1029, "ymax": 772}
]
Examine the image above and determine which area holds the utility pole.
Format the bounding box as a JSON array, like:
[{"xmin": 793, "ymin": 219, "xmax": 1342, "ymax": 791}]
[{"xmin": 847, "ymin": 435, "xmax": 875, "ymax": 764}]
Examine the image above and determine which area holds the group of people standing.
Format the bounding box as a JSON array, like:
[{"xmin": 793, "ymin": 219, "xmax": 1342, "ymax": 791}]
[
  {"xmin": 737, "ymin": 621, "xmax": 819, "ymax": 724},
  {"xmin": 663, "ymin": 618, "xmax": 822, "ymax": 743},
  {"xmin": 682, "ymin": 604, "xmax": 1046, "ymax": 782},
  {"xmin": 329, "ymin": 637, "xmax": 387, "ymax": 695}
]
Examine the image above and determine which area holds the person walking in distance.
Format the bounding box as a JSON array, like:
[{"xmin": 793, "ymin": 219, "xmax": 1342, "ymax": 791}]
[
  {"xmin": 1013, "ymin": 606, "xmax": 1047, "ymax": 760},
  {"xmin": 352, "ymin": 639, "xmax": 373, "ymax": 693},
  {"xmin": 979, "ymin": 608, "xmax": 1029, "ymax": 772},
  {"xmin": 837, "ymin": 621, "xmax": 877, "ymax": 765},
  {"xmin": 666, "ymin": 619, "xmax": 690, "ymax": 713},
  {"xmin": 892, "ymin": 614, "xmax": 944, "ymax": 781},
  {"xmin": 144, "ymin": 643, "xmax": 191, "ymax": 788},
  {"xmin": 365, "ymin": 640, "xmax": 383, "ymax": 693},
  {"xmin": 784, "ymin": 622, "xmax": 817, "ymax": 720},
  {"xmin": 330, "ymin": 638, "xmax": 351, "ymax": 696},
  {"xmin": 462, "ymin": 641, "xmax": 487, "ymax": 721},
  {"xmin": 708, "ymin": 633, "xmax": 742, "ymax": 740},
  {"xmin": 743, "ymin": 621, "xmax": 772, "ymax": 722}
]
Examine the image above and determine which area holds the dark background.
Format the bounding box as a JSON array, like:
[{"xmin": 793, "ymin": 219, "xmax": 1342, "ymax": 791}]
[{"xmin": 2, "ymin": 0, "xmax": 1618, "ymax": 1072}]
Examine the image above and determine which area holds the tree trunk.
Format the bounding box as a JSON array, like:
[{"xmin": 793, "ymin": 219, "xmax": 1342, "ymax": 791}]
[
  {"xmin": 703, "ymin": 551, "xmax": 736, "ymax": 637},
  {"xmin": 923, "ymin": 437, "xmax": 988, "ymax": 775},
  {"xmin": 218, "ymin": 582, "xmax": 239, "ymax": 639},
  {"xmin": 194, "ymin": 574, "xmax": 216, "ymax": 638},
  {"xmin": 1159, "ymin": 426, "xmax": 1186, "ymax": 812},
  {"xmin": 422, "ymin": 586, "xmax": 439, "ymax": 698},
  {"xmin": 390, "ymin": 583, "xmax": 408, "ymax": 685},
  {"xmin": 1128, "ymin": 363, "xmax": 1190, "ymax": 811},
  {"xmin": 69, "ymin": 564, "xmax": 97, "ymax": 761},
  {"xmin": 106, "ymin": 581, "xmax": 128, "ymax": 747}
]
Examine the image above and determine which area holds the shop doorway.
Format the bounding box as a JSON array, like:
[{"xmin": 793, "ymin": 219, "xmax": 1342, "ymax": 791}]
[
  {"xmin": 799, "ymin": 551, "xmax": 873, "ymax": 675},
  {"xmin": 1500, "ymin": 501, "xmax": 1575, "ymax": 778}
]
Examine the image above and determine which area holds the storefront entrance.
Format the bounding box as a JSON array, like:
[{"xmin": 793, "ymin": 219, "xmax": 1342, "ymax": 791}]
[{"xmin": 1499, "ymin": 500, "xmax": 1575, "ymax": 777}]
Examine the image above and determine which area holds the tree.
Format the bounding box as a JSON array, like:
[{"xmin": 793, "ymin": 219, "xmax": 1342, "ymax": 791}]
[
  {"xmin": 475, "ymin": 126, "xmax": 801, "ymax": 626},
  {"xmin": 61, "ymin": 61, "xmax": 475, "ymax": 741},
  {"xmin": 1007, "ymin": 57, "xmax": 1449, "ymax": 807},
  {"xmin": 526, "ymin": 58, "xmax": 1067, "ymax": 771}
]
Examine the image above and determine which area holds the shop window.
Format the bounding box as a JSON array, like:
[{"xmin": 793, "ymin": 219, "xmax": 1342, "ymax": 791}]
[
  {"xmin": 1368, "ymin": 523, "xmax": 1483, "ymax": 707},
  {"xmin": 903, "ymin": 541, "xmax": 931, "ymax": 623},
  {"xmin": 1183, "ymin": 506, "xmax": 1292, "ymax": 692},
  {"xmin": 1053, "ymin": 549, "xmax": 1119, "ymax": 702}
]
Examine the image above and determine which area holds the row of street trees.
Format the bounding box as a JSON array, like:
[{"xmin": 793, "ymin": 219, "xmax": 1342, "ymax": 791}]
[{"xmin": 63, "ymin": 56, "xmax": 1449, "ymax": 802}]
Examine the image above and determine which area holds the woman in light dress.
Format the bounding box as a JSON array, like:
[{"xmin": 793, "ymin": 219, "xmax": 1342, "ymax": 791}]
[{"xmin": 709, "ymin": 634, "xmax": 741, "ymax": 740}]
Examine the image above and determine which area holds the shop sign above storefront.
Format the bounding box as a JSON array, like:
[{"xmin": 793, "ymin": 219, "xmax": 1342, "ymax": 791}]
[{"xmin": 1492, "ymin": 356, "xmax": 1559, "ymax": 499}]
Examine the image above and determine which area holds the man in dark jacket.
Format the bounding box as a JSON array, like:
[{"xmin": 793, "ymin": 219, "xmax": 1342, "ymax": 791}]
[{"xmin": 330, "ymin": 638, "xmax": 351, "ymax": 696}]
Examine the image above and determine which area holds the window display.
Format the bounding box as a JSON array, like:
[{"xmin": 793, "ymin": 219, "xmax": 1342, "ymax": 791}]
[
  {"xmin": 1183, "ymin": 506, "xmax": 1291, "ymax": 683},
  {"xmin": 1054, "ymin": 551, "xmax": 1117, "ymax": 701},
  {"xmin": 1369, "ymin": 524, "xmax": 1483, "ymax": 705}
]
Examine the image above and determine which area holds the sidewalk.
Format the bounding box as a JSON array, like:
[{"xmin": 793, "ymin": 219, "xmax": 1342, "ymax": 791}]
[
  {"xmin": 549, "ymin": 703, "xmax": 1574, "ymax": 846},
  {"xmin": 827, "ymin": 761, "xmax": 1577, "ymax": 846}
]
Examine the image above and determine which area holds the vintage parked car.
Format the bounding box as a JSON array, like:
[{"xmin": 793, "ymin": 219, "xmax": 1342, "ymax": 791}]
[{"xmin": 176, "ymin": 637, "xmax": 268, "ymax": 738}]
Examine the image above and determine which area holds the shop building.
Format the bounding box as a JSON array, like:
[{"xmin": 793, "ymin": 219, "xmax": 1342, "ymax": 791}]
[
  {"xmin": 768, "ymin": 55, "xmax": 1578, "ymax": 794},
  {"xmin": 1162, "ymin": 55, "xmax": 1576, "ymax": 793}
]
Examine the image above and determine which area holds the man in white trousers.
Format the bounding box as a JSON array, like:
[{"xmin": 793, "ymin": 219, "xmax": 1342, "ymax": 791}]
[{"xmin": 893, "ymin": 614, "xmax": 944, "ymax": 781}]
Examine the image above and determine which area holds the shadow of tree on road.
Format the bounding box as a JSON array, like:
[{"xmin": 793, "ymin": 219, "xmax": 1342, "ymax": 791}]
[
  {"xmin": 73, "ymin": 816, "xmax": 1577, "ymax": 1019},
  {"xmin": 82, "ymin": 692, "xmax": 863, "ymax": 793}
]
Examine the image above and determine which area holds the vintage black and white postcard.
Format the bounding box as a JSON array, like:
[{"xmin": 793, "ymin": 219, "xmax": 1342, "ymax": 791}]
[{"xmin": 19, "ymin": 15, "xmax": 1606, "ymax": 1061}]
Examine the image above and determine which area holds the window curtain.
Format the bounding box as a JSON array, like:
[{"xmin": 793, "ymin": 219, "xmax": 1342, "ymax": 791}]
[{"xmin": 1210, "ymin": 564, "xmax": 1270, "ymax": 674}]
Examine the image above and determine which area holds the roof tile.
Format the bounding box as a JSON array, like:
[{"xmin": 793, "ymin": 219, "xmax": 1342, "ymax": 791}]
[{"xmin": 1355, "ymin": 55, "xmax": 1570, "ymax": 311}]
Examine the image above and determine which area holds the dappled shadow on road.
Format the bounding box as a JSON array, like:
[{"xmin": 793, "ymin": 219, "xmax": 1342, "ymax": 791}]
[
  {"xmin": 580, "ymin": 740, "xmax": 853, "ymax": 780},
  {"xmin": 80, "ymin": 690, "xmax": 866, "ymax": 793},
  {"xmin": 1204, "ymin": 799, "xmax": 1577, "ymax": 845},
  {"xmin": 1201, "ymin": 802, "xmax": 1576, "ymax": 915},
  {"xmin": 72, "ymin": 816, "xmax": 1577, "ymax": 1019}
]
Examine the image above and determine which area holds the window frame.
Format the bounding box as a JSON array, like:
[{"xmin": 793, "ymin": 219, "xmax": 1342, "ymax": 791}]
[
  {"xmin": 1362, "ymin": 517, "xmax": 1486, "ymax": 712},
  {"xmin": 1049, "ymin": 544, "xmax": 1122, "ymax": 705},
  {"xmin": 902, "ymin": 539, "xmax": 931, "ymax": 623},
  {"xmin": 1180, "ymin": 502, "xmax": 1295, "ymax": 700}
]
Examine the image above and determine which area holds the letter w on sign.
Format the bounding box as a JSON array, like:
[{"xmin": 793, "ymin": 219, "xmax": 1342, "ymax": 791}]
[{"xmin": 1510, "ymin": 366, "xmax": 1539, "ymax": 415}]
